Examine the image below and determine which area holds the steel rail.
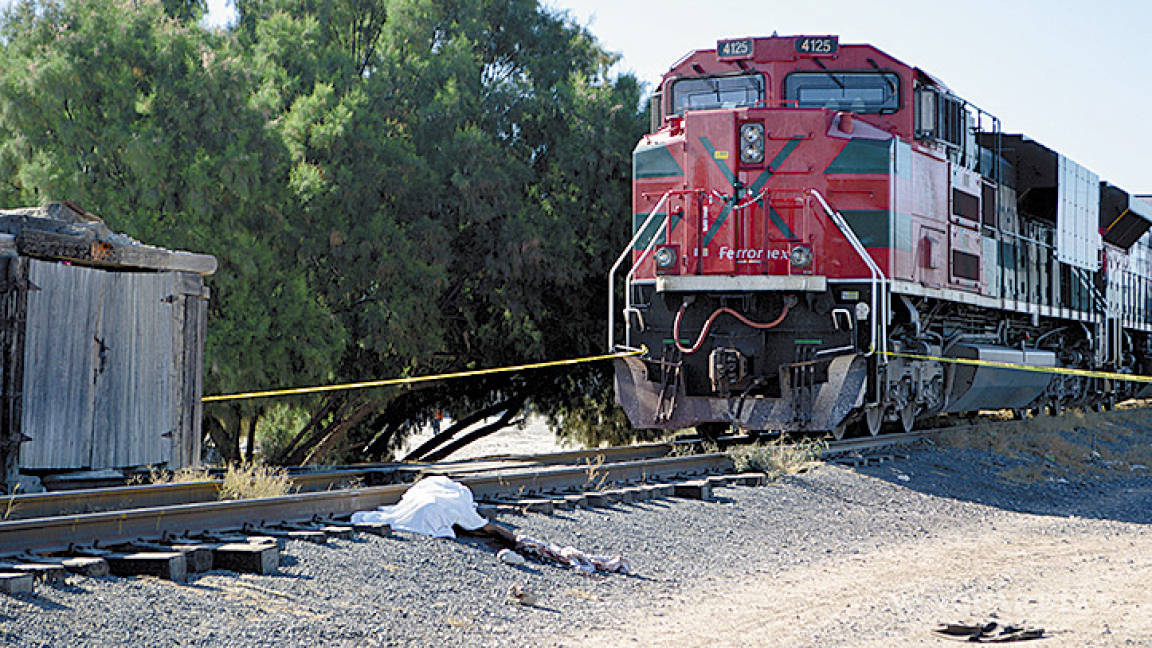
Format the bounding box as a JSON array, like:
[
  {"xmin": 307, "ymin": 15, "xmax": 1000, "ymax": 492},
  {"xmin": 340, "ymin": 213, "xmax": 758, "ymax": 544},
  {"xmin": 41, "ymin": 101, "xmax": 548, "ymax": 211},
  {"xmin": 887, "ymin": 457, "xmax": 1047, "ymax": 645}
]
[
  {"xmin": 0, "ymin": 453, "xmax": 731, "ymax": 555},
  {"xmin": 4, "ymin": 470, "xmax": 381, "ymax": 521},
  {"xmin": 7, "ymin": 444, "xmax": 681, "ymax": 521},
  {"xmin": 4, "ymin": 419, "xmax": 978, "ymax": 524},
  {"xmin": 820, "ymin": 429, "xmax": 935, "ymax": 456}
]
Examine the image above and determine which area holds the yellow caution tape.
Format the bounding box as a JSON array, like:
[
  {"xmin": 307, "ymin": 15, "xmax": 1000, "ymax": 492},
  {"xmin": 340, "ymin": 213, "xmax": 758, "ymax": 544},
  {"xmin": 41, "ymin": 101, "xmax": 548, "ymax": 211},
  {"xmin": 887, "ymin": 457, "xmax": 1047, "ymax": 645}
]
[
  {"xmin": 883, "ymin": 350, "xmax": 1152, "ymax": 384},
  {"xmin": 202, "ymin": 348, "xmax": 647, "ymax": 403}
]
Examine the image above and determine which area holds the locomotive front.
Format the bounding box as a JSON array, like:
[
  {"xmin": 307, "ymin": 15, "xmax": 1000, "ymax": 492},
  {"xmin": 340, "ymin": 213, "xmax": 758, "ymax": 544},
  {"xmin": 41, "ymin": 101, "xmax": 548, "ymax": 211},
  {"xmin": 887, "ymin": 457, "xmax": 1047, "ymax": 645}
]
[{"xmin": 611, "ymin": 35, "xmax": 911, "ymax": 435}]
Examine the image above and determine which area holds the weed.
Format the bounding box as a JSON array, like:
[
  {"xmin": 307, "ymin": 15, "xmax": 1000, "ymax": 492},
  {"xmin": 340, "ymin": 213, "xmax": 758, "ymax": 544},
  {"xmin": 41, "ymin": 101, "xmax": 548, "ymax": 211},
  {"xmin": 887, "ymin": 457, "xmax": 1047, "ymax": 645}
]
[
  {"xmin": 933, "ymin": 406, "xmax": 1152, "ymax": 481},
  {"xmin": 668, "ymin": 439, "xmax": 720, "ymax": 457},
  {"xmin": 219, "ymin": 462, "xmax": 292, "ymax": 500},
  {"xmin": 583, "ymin": 455, "xmax": 608, "ymax": 491},
  {"xmin": 3, "ymin": 483, "xmax": 20, "ymax": 520},
  {"xmin": 726, "ymin": 437, "xmax": 825, "ymax": 479},
  {"xmin": 131, "ymin": 465, "xmax": 212, "ymax": 486}
]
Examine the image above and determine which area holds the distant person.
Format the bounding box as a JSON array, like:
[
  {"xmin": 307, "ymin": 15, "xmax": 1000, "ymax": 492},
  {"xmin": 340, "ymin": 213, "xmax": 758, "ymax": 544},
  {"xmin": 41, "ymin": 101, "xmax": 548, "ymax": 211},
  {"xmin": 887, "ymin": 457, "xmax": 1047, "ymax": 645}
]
[{"xmin": 431, "ymin": 409, "xmax": 444, "ymax": 434}]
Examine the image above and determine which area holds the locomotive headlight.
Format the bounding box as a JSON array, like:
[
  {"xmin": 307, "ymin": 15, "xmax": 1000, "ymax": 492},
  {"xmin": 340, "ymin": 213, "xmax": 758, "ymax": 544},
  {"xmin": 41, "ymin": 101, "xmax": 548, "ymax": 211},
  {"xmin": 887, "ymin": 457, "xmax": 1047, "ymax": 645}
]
[
  {"xmin": 654, "ymin": 245, "xmax": 678, "ymax": 272},
  {"xmin": 789, "ymin": 244, "xmax": 812, "ymax": 268},
  {"xmin": 739, "ymin": 123, "xmax": 764, "ymax": 164}
]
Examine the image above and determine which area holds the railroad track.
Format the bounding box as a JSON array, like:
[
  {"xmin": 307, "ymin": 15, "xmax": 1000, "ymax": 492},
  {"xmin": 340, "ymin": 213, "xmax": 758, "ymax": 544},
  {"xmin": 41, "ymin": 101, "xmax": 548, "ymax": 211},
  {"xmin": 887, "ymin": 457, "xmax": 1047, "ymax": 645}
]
[
  {"xmin": 0, "ymin": 430, "xmax": 930, "ymax": 594},
  {"xmin": 3, "ymin": 429, "xmax": 925, "ymax": 522},
  {"xmin": 3, "ymin": 443, "xmax": 679, "ymax": 521}
]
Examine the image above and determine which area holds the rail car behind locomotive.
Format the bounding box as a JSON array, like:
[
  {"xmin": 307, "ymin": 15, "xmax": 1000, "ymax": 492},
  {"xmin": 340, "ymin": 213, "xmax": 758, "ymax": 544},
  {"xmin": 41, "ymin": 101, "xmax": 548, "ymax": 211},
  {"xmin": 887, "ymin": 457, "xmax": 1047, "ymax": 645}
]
[{"xmin": 609, "ymin": 35, "xmax": 1152, "ymax": 436}]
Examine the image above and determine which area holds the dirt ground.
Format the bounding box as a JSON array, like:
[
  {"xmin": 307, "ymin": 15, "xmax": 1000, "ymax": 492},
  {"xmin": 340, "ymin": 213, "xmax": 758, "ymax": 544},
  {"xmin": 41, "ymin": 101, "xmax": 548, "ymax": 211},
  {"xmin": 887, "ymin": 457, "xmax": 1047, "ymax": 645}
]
[{"xmin": 564, "ymin": 493, "xmax": 1152, "ymax": 647}]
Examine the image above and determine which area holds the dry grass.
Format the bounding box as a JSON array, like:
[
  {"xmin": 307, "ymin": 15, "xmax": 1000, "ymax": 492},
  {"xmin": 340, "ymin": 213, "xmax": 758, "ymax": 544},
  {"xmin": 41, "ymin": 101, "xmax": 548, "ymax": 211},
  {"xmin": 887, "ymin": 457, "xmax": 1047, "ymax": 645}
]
[
  {"xmin": 583, "ymin": 454, "xmax": 608, "ymax": 491},
  {"xmin": 933, "ymin": 407, "xmax": 1152, "ymax": 483},
  {"xmin": 219, "ymin": 462, "xmax": 292, "ymax": 500},
  {"xmin": 668, "ymin": 439, "xmax": 720, "ymax": 457},
  {"xmin": 2, "ymin": 483, "xmax": 20, "ymax": 521},
  {"xmin": 726, "ymin": 437, "xmax": 825, "ymax": 479},
  {"xmin": 129, "ymin": 465, "xmax": 213, "ymax": 486}
]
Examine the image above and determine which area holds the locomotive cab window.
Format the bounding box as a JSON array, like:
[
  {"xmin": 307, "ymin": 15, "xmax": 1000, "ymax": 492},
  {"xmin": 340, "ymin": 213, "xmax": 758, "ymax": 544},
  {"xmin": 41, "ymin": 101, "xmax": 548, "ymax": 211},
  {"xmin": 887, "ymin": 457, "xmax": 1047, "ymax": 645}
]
[
  {"xmin": 784, "ymin": 71, "xmax": 900, "ymax": 113},
  {"xmin": 670, "ymin": 74, "xmax": 765, "ymax": 114}
]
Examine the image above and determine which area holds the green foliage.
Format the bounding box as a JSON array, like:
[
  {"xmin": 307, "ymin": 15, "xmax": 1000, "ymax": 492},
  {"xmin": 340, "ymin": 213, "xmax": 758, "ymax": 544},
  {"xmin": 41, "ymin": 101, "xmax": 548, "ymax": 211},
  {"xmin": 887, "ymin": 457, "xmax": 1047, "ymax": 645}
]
[
  {"xmin": 0, "ymin": 0, "xmax": 649, "ymax": 462},
  {"xmin": 254, "ymin": 402, "xmax": 310, "ymax": 460}
]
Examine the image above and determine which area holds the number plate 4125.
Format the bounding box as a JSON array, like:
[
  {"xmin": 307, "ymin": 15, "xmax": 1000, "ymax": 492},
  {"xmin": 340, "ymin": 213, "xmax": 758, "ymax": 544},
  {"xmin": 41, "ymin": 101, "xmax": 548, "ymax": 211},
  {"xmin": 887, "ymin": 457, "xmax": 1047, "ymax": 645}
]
[{"xmin": 794, "ymin": 36, "xmax": 838, "ymax": 56}]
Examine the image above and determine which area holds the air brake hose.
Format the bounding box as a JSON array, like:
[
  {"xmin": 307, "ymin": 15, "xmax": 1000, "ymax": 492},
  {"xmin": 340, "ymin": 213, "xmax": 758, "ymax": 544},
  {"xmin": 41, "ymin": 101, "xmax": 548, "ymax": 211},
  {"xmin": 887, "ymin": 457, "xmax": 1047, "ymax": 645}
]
[{"xmin": 672, "ymin": 297, "xmax": 794, "ymax": 355}]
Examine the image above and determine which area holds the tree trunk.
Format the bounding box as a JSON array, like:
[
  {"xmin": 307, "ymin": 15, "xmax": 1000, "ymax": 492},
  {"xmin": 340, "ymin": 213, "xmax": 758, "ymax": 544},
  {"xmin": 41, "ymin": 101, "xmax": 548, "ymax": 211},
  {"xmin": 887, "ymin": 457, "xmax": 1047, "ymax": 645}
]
[
  {"xmin": 268, "ymin": 395, "xmax": 341, "ymax": 465},
  {"xmin": 302, "ymin": 398, "xmax": 382, "ymax": 465},
  {"xmin": 282, "ymin": 398, "xmax": 358, "ymax": 466},
  {"xmin": 403, "ymin": 396, "xmax": 519, "ymax": 461},
  {"xmin": 203, "ymin": 413, "xmax": 238, "ymax": 464},
  {"xmin": 243, "ymin": 415, "xmax": 257, "ymax": 463},
  {"xmin": 421, "ymin": 395, "xmax": 527, "ymax": 462}
]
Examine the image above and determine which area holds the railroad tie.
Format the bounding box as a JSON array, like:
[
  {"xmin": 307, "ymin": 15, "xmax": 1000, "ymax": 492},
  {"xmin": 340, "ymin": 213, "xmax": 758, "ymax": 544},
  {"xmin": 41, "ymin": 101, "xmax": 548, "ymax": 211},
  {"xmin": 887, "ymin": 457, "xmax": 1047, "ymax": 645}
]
[
  {"xmin": 351, "ymin": 522, "xmax": 392, "ymax": 536},
  {"xmin": 0, "ymin": 561, "xmax": 68, "ymax": 584},
  {"xmin": 257, "ymin": 526, "xmax": 329, "ymax": 544},
  {"xmin": 212, "ymin": 543, "xmax": 279, "ymax": 575},
  {"xmin": 728, "ymin": 472, "xmax": 767, "ymax": 487},
  {"xmin": 642, "ymin": 484, "xmax": 675, "ymax": 498},
  {"xmin": 584, "ymin": 492, "xmax": 608, "ymax": 507},
  {"xmin": 104, "ymin": 552, "xmax": 188, "ymax": 582},
  {"xmin": 317, "ymin": 525, "xmax": 354, "ymax": 540},
  {"xmin": 16, "ymin": 555, "xmax": 109, "ymax": 578},
  {"xmin": 563, "ymin": 493, "xmax": 588, "ymax": 508},
  {"xmin": 672, "ymin": 480, "xmax": 713, "ymax": 500},
  {"xmin": 601, "ymin": 487, "xmax": 635, "ymax": 504},
  {"xmin": 130, "ymin": 542, "xmax": 214, "ymax": 573},
  {"xmin": 512, "ymin": 499, "xmax": 555, "ymax": 514},
  {"xmin": 0, "ymin": 572, "xmax": 34, "ymax": 594},
  {"xmin": 541, "ymin": 495, "xmax": 575, "ymax": 511}
]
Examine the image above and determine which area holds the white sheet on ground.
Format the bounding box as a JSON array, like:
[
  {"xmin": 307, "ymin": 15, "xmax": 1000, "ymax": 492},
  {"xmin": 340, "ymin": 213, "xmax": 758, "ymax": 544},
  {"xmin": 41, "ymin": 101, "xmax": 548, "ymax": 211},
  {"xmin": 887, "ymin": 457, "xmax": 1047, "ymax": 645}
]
[{"xmin": 350, "ymin": 475, "xmax": 488, "ymax": 538}]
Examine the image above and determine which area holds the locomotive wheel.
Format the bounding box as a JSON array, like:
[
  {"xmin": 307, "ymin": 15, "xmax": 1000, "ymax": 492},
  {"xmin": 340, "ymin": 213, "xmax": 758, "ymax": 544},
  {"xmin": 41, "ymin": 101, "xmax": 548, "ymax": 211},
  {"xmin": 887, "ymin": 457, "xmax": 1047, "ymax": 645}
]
[
  {"xmin": 863, "ymin": 406, "xmax": 883, "ymax": 436},
  {"xmin": 898, "ymin": 404, "xmax": 916, "ymax": 433},
  {"xmin": 831, "ymin": 420, "xmax": 848, "ymax": 440}
]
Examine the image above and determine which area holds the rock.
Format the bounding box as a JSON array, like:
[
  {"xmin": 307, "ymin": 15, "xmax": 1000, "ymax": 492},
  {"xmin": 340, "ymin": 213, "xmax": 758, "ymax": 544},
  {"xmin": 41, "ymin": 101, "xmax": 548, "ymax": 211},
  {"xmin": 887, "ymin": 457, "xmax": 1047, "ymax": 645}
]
[
  {"xmin": 497, "ymin": 549, "xmax": 526, "ymax": 566},
  {"xmin": 506, "ymin": 583, "xmax": 537, "ymax": 606}
]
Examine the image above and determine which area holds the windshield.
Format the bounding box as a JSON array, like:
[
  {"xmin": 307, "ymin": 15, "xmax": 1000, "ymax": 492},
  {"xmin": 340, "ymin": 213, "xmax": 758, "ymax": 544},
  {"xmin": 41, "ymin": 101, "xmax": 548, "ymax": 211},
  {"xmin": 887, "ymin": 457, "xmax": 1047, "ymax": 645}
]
[
  {"xmin": 670, "ymin": 75, "xmax": 764, "ymax": 114},
  {"xmin": 784, "ymin": 71, "xmax": 900, "ymax": 112}
]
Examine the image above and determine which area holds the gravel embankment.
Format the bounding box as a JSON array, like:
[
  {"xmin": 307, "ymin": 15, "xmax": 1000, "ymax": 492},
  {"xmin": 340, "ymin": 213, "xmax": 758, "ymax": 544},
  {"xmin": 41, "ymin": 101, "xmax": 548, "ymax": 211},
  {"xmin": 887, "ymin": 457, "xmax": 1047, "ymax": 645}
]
[{"xmin": 7, "ymin": 417, "xmax": 1152, "ymax": 647}]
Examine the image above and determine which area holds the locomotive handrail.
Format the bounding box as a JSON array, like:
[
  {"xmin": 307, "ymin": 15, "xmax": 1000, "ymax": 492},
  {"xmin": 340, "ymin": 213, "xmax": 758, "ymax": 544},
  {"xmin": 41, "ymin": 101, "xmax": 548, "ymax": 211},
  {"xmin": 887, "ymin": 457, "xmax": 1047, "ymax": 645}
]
[
  {"xmin": 609, "ymin": 190, "xmax": 674, "ymax": 351},
  {"xmin": 808, "ymin": 189, "xmax": 889, "ymax": 360},
  {"xmin": 624, "ymin": 212, "xmax": 675, "ymax": 349}
]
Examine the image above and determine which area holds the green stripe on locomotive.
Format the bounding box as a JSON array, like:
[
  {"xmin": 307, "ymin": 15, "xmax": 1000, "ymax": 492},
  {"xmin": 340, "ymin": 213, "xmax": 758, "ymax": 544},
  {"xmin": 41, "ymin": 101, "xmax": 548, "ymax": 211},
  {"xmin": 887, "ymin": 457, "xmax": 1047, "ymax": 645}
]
[{"xmin": 633, "ymin": 143, "xmax": 684, "ymax": 178}]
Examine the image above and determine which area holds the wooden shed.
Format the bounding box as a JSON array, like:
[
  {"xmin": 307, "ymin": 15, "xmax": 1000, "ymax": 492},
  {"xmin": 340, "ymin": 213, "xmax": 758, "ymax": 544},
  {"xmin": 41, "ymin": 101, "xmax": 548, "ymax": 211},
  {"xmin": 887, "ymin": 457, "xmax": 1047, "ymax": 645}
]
[{"xmin": 0, "ymin": 203, "xmax": 216, "ymax": 493}]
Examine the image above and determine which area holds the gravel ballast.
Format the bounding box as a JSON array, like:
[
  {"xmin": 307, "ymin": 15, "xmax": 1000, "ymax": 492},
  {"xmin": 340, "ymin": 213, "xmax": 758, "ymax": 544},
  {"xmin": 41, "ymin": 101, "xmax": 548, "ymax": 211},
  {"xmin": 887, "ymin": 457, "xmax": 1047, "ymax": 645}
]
[{"xmin": 7, "ymin": 420, "xmax": 1152, "ymax": 647}]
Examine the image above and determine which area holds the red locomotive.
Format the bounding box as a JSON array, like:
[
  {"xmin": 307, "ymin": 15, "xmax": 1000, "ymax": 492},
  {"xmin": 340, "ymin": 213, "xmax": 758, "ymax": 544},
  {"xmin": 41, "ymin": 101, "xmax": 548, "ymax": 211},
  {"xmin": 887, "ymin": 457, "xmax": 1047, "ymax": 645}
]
[{"xmin": 609, "ymin": 35, "xmax": 1152, "ymax": 437}]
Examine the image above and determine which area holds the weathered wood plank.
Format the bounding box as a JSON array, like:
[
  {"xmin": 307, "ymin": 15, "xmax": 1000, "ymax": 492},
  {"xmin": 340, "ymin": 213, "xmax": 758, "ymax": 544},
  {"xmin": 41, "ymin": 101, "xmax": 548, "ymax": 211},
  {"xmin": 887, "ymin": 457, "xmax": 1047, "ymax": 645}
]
[{"xmin": 20, "ymin": 261, "xmax": 100, "ymax": 469}]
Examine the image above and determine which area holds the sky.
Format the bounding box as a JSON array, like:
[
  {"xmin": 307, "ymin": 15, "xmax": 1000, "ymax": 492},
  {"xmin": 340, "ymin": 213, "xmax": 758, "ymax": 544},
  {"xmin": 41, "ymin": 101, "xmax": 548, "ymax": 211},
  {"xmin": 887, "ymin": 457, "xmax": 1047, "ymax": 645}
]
[{"xmin": 85, "ymin": 0, "xmax": 1152, "ymax": 192}]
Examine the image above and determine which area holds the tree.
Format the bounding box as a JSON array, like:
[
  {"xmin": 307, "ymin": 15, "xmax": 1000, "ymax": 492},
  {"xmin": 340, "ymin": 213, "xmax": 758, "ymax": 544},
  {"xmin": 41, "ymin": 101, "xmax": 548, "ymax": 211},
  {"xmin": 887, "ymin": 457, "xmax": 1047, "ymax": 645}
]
[
  {"xmin": 234, "ymin": 0, "xmax": 648, "ymax": 461},
  {"xmin": 0, "ymin": 0, "xmax": 649, "ymax": 465},
  {"xmin": 0, "ymin": 0, "xmax": 345, "ymax": 463}
]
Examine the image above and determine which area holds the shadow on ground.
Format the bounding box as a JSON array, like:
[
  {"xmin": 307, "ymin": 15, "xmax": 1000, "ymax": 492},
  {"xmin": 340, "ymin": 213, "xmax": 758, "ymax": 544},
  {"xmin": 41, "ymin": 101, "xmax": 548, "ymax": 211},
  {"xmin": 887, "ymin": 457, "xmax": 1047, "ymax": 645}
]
[{"xmin": 838, "ymin": 410, "xmax": 1152, "ymax": 525}]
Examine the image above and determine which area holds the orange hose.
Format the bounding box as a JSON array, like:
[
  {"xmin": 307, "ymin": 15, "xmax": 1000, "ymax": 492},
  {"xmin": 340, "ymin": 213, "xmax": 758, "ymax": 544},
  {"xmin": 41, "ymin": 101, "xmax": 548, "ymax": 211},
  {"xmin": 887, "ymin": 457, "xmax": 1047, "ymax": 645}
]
[{"xmin": 673, "ymin": 302, "xmax": 792, "ymax": 355}]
